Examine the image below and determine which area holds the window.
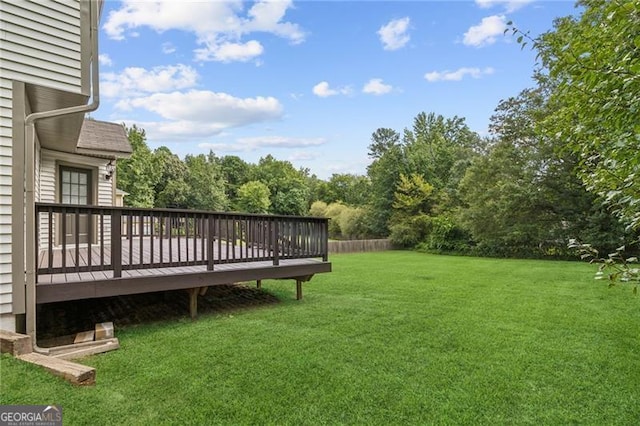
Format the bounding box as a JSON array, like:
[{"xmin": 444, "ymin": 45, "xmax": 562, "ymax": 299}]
[{"xmin": 60, "ymin": 167, "xmax": 92, "ymax": 205}]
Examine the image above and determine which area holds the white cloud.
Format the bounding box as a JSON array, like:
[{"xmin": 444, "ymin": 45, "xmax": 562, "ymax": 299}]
[
  {"xmin": 377, "ymin": 17, "xmax": 411, "ymax": 51},
  {"xmin": 475, "ymin": 0, "xmax": 533, "ymax": 12},
  {"xmin": 98, "ymin": 54, "xmax": 113, "ymax": 66},
  {"xmin": 424, "ymin": 67, "xmax": 495, "ymax": 82},
  {"xmin": 195, "ymin": 40, "xmax": 264, "ymax": 63},
  {"xmin": 103, "ymin": 0, "xmax": 305, "ymax": 63},
  {"xmin": 244, "ymin": 0, "xmax": 305, "ymax": 44},
  {"xmin": 238, "ymin": 136, "xmax": 325, "ymax": 148},
  {"xmin": 197, "ymin": 142, "xmax": 246, "ymax": 153},
  {"xmin": 363, "ymin": 78, "xmax": 393, "ymax": 95},
  {"xmin": 312, "ymin": 81, "xmax": 352, "ymax": 98},
  {"xmin": 136, "ymin": 121, "xmax": 232, "ymax": 141},
  {"xmin": 463, "ymin": 15, "xmax": 507, "ymax": 47},
  {"xmin": 198, "ymin": 136, "xmax": 326, "ymax": 153},
  {"xmin": 113, "ymin": 90, "xmax": 284, "ymax": 144},
  {"xmin": 102, "ymin": 64, "xmax": 198, "ymax": 98},
  {"xmin": 119, "ymin": 90, "xmax": 282, "ymax": 125},
  {"xmin": 162, "ymin": 42, "xmax": 176, "ymax": 54}
]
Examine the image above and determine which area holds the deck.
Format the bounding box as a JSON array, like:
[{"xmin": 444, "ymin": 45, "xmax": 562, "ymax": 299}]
[{"xmin": 35, "ymin": 203, "xmax": 331, "ymax": 306}]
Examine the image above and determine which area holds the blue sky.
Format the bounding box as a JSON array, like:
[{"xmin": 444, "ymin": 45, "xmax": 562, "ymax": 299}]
[{"xmin": 95, "ymin": 0, "xmax": 578, "ymax": 179}]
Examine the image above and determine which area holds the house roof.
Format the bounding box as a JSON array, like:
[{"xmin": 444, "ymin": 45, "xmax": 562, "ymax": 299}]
[{"xmin": 76, "ymin": 119, "xmax": 132, "ymax": 158}]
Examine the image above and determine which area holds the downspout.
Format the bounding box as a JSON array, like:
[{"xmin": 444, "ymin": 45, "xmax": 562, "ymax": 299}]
[{"xmin": 24, "ymin": 0, "xmax": 100, "ymax": 354}]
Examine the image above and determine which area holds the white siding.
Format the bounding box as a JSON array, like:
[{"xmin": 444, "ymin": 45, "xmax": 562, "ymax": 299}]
[
  {"xmin": 0, "ymin": 0, "xmax": 82, "ymax": 92},
  {"xmin": 0, "ymin": 0, "xmax": 83, "ymax": 329}
]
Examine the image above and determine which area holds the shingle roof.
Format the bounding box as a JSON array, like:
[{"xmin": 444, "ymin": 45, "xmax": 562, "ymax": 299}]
[{"xmin": 77, "ymin": 119, "xmax": 132, "ymax": 155}]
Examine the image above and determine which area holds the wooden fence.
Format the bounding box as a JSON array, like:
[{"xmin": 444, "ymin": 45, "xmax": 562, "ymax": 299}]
[{"xmin": 327, "ymin": 239, "xmax": 391, "ymax": 254}]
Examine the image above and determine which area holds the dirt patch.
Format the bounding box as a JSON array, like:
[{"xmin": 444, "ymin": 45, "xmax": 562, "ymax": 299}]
[{"xmin": 36, "ymin": 283, "xmax": 280, "ymax": 345}]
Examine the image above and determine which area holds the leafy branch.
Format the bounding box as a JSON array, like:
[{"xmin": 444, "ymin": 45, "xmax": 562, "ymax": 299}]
[{"xmin": 569, "ymin": 239, "xmax": 639, "ymax": 294}]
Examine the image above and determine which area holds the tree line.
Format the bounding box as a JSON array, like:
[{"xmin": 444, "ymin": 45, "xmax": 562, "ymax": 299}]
[{"xmin": 117, "ymin": 0, "xmax": 639, "ymax": 259}]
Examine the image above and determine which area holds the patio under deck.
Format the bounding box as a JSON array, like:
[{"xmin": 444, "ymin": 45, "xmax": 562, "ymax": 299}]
[{"xmin": 35, "ymin": 204, "xmax": 331, "ymax": 311}]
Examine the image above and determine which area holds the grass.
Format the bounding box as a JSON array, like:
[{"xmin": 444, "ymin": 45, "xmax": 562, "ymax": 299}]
[{"xmin": 1, "ymin": 251, "xmax": 639, "ymax": 425}]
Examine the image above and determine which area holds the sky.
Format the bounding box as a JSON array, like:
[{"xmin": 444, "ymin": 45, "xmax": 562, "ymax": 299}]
[{"xmin": 94, "ymin": 0, "xmax": 579, "ymax": 179}]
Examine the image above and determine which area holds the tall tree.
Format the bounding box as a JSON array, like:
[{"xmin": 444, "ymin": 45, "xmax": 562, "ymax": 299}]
[
  {"xmin": 184, "ymin": 154, "xmax": 228, "ymax": 211},
  {"xmin": 459, "ymin": 87, "xmax": 630, "ymax": 256},
  {"xmin": 322, "ymin": 173, "xmax": 371, "ymax": 206},
  {"xmin": 251, "ymin": 155, "xmax": 309, "ymax": 215},
  {"xmin": 153, "ymin": 146, "xmax": 188, "ymax": 208},
  {"xmin": 218, "ymin": 155, "xmax": 252, "ymax": 202},
  {"xmin": 116, "ymin": 125, "xmax": 159, "ymax": 207},
  {"xmin": 236, "ymin": 181, "xmax": 271, "ymax": 213},
  {"xmin": 532, "ymin": 0, "xmax": 640, "ymax": 229},
  {"xmin": 366, "ymin": 128, "xmax": 403, "ymax": 236}
]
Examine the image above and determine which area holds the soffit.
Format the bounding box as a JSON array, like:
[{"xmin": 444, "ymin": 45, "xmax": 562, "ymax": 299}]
[{"xmin": 25, "ymin": 83, "xmax": 89, "ymax": 153}]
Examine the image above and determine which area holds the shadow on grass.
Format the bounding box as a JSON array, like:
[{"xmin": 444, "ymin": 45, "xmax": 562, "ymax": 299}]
[{"xmin": 36, "ymin": 284, "xmax": 280, "ymax": 345}]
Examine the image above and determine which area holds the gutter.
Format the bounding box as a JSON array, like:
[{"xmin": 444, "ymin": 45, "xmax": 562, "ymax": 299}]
[{"xmin": 23, "ymin": 0, "xmax": 101, "ymax": 354}]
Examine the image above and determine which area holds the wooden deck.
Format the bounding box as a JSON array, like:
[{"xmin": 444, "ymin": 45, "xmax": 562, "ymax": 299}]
[
  {"xmin": 37, "ymin": 257, "xmax": 331, "ymax": 304},
  {"xmin": 35, "ymin": 204, "xmax": 331, "ymax": 305}
]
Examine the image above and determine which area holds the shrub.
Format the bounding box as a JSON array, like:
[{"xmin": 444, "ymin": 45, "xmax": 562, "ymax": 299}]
[{"xmin": 389, "ymin": 214, "xmax": 431, "ymax": 248}]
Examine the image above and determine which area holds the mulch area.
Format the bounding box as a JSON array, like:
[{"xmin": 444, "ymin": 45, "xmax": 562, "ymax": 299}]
[{"xmin": 36, "ymin": 283, "xmax": 280, "ymax": 346}]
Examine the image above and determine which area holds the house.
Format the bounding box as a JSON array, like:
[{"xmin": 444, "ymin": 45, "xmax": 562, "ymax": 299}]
[
  {"xmin": 1, "ymin": 1, "xmax": 330, "ymax": 343},
  {"xmin": 1, "ymin": 0, "xmax": 106, "ymax": 332}
]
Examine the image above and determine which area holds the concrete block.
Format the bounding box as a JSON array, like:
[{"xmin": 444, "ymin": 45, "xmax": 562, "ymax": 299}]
[
  {"xmin": 74, "ymin": 330, "xmax": 95, "ymax": 344},
  {"xmin": 95, "ymin": 322, "xmax": 114, "ymax": 340}
]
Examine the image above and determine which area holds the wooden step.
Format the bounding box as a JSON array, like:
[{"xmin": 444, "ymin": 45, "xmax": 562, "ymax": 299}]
[
  {"xmin": 0, "ymin": 330, "xmax": 32, "ymax": 356},
  {"xmin": 18, "ymin": 352, "xmax": 96, "ymax": 385}
]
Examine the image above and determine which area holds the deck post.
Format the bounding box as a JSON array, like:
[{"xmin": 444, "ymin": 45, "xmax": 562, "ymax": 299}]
[
  {"xmin": 188, "ymin": 288, "xmax": 198, "ymax": 319},
  {"xmin": 272, "ymin": 219, "xmax": 280, "ymax": 266},
  {"xmin": 207, "ymin": 215, "xmax": 215, "ymax": 271},
  {"xmin": 296, "ymin": 279, "xmax": 302, "ymax": 300},
  {"xmin": 111, "ymin": 209, "xmax": 122, "ymax": 278},
  {"xmin": 322, "ymin": 220, "xmax": 329, "ymax": 262},
  {"xmin": 257, "ymin": 279, "xmax": 262, "ymax": 289}
]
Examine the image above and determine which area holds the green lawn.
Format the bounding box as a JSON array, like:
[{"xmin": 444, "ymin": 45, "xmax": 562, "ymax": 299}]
[{"xmin": 2, "ymin": 252, "xmax": 639, "ymax": 425}]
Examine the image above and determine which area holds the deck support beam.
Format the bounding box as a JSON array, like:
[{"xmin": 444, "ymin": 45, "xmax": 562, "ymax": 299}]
[
  {"xmin": 188, "ymin": 288, "xmax": 199, "ymax": 319},
  {"xmin": 187, "ymin": 287, "xmax": 208, "ymax": 319},
  {"xmin": 296, "ymin": 279, "xmax": 302, "ymax": 300}
]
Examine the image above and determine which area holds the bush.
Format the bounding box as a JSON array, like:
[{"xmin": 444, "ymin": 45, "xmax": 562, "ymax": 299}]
[
  {"xmin": 325, "ymin": 202, "xmax": 347, "ymax": 238},
  {"xmin": 389, "ymin": 214, "xmax": 431, "ymax": 248},
  {"xmin": 339, "ymin": 207, "xmax": 368, "ymax": 239},
  {"xmin": 309, "ymin": 200, "xmax": 328, "ymax": 217},
  {"xmin": 421, "ymin": 215, "xmax": 473, "ymax": 254}
]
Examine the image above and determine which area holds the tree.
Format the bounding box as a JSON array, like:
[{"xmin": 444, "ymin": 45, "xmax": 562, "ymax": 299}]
[
  {"xmin": 366, "ymin": 114, "xmax": 482, "ymax": 239},
  {"xmin": 388, "ymin": 174, "xmax": 435, "ymax": 248},
  {"xmin": 116, "ymin": 125, "xmax": 159, "ymax": 207},
  {"xmin": 153, "ymin": 146, "xmax": 188, "ymax": 208},
  {"xmin": 366, "ymin": 128, "xmax": 403, "ymax": 236},
  {"xmin": 322, "ymin": 173, "xmax": 371, "ymax": 206},
  {"xmin": 251, "ymin": 155, "xmax": 309, "ymax": 215},
  {"xmin": 459, "ymin": 87, "xmax": 631, "ymax": 257},
  {"xmin": 530, "ymin": 0, "xmax": 640, "ymax": 229},
  {"xmin": 236, "ymin": 181, "xmax": 271, "ymax": 213},
  {"xmin": 392, "ymin": 173, "xmax": 435, "ymax": 216},
  {"xmin": 404, "ymin": 112, "xmax": 478, "ymax": 192},
  {"xmin": 184, "ymin": 154, "xmax": 228, "ymax": 211},
  {"xmin": 218, "ymin": 155, "xmax": 252, "ymax": 202}
]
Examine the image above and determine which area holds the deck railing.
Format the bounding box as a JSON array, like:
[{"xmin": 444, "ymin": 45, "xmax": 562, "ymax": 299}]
[{"xmin": 35, "ymin": 203, "xmax": 329, "ymax": 278}]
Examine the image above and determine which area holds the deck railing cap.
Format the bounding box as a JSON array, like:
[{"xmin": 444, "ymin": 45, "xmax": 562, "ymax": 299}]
[{"xmin": 35, "ymin": 202, "xmax": 329, "ymax": 222}]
